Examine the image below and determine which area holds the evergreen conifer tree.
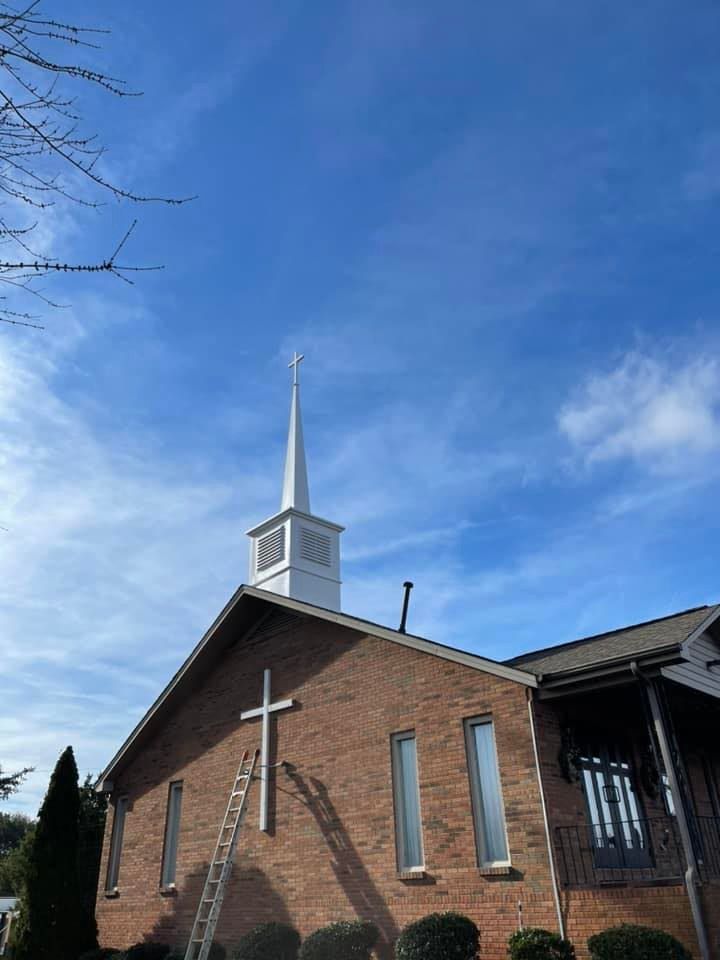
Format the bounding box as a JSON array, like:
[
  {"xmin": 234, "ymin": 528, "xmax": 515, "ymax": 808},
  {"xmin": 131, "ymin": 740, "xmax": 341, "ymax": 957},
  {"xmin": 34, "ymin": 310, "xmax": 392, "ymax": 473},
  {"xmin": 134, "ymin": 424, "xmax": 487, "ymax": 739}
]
[{"xmin": 14, "ymin": 746, "xmax": 98, "ymax": 960}]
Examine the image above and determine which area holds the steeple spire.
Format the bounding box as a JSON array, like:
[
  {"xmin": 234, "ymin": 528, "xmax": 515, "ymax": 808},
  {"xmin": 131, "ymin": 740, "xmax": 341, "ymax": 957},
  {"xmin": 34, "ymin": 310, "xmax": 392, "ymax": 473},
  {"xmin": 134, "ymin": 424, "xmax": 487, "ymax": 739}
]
[
  {"xmin": 246, "ymin": 352, "xmax": 344, "ymax": 611},
  {"xmin": 281, "ymin": 352, "xmax": 310, "ymax": 513}
]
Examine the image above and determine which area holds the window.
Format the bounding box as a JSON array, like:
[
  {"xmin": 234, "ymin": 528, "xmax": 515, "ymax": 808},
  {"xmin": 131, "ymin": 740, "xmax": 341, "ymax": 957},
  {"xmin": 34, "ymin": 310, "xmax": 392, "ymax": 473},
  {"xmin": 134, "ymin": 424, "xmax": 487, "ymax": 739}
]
[
  {"xmin": 391, "ymin": 732, "xmax": 424, "ymax": 870},
  {"xmin": 578, "ymin": 740, "xmax": 651, "ymax": 869},
  {"xmin": 105, "ymin": 796, "xmax": 128, "ymax": 891},
  {"xmin": 465, "ymin": 717, "xmax": 509, "ymax": 865},
  {"xmin": 161, "ymin": 781, "xmax": 183, "ymax": 887},
  {"xmin": 662, "ymin": 773, "xmax": 676, "ymax": 816}
]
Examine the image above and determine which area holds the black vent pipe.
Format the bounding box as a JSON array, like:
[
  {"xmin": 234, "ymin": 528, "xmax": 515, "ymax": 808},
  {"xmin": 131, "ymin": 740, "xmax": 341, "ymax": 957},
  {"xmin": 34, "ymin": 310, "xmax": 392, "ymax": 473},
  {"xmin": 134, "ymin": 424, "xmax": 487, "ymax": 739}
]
[{"xmin": 398, "ymin": 581, "xmax": 414, "ymax": 634}]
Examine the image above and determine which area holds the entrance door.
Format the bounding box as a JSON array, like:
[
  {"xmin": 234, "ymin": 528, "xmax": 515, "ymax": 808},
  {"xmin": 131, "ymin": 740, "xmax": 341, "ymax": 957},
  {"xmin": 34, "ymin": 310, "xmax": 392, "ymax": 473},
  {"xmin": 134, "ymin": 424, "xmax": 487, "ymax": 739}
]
[{"xmin": 580, "ymin": 741, "xmax": 652, "ymax": 870}]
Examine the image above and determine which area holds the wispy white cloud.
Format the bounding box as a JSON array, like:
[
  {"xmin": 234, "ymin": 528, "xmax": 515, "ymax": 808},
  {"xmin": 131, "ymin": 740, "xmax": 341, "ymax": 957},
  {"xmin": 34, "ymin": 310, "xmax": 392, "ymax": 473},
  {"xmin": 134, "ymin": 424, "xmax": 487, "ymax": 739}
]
[
  {"xmin": 685, "ymin": 131, "xmax": 720, "ymax": 203},
  {"xmin": 0, "ymin": 315, "xmax": 267, "ymax": 813},
  {"xmin": 558, "ymin": 348, "xmax": 720, "ymax": 470},
  {"xmin": 4, "ymin": 316, "xmax": 718, "ymax": 817},
  {"xmin": 0, "ymin": 303, "xmax": 529, "ymax": 814}
]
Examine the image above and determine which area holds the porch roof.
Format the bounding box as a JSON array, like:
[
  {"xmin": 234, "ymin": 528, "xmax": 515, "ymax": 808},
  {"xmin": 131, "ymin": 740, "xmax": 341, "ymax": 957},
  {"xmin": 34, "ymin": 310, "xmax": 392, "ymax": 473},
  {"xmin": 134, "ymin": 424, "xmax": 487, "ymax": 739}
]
[{"xmin": 506, "ymin": 604, "xmax": 720, "ymax": 678}]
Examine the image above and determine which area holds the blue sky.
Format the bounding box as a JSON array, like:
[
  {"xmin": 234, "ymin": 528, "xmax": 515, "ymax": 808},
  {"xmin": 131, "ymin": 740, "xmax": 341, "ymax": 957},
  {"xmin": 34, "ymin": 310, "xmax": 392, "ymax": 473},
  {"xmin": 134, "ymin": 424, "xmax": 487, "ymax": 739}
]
[{"xmin": 2, "ymin": 0, "xmax": 720, "ymax": 814}]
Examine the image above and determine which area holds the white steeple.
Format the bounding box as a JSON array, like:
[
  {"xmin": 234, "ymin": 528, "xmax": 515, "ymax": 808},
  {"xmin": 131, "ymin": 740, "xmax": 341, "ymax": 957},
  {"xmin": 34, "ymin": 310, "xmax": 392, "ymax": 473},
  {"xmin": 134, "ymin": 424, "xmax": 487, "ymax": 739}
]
[
  {"xmin": 246, "ymin": 353, "xmax": 344, "ymax": 611},
  {"xmin": 281, "ymin": 352, "xmax": 310, "ymax": 513}
]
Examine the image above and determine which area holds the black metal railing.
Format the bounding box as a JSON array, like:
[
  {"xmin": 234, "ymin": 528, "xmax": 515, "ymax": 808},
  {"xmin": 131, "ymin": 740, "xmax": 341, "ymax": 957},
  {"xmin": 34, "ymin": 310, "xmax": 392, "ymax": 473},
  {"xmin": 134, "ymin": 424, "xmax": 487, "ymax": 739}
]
[
  {"xmin": 695, "ymin": 815, "xmax": 720, "ymax": 882},
  {"xmin": 555, "ymin": 815, "xmax": 720, "ymax": 887},
  {"xmin": 555, "ymin": 817, "xmax": 682, "ymax": 887}
]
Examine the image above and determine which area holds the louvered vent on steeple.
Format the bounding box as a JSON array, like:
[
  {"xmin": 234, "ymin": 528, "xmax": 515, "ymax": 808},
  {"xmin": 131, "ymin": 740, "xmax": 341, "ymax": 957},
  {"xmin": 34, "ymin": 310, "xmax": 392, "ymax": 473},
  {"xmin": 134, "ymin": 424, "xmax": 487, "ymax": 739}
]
[
  {"xmin": 257, "ymin": 528, "xmax": 285, "ymax": 571},
  {"xmin": 299, "ymin": 527, "xmax": 331, "ymax": 566}
]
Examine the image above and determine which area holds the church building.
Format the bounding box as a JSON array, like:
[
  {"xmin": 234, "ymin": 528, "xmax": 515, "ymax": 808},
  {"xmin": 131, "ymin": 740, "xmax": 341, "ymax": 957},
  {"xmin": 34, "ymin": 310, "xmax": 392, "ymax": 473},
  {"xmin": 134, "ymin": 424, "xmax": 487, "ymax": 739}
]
[{"xmin": 95, "ymin": 356, "xmax": 720, "ymax": 960}]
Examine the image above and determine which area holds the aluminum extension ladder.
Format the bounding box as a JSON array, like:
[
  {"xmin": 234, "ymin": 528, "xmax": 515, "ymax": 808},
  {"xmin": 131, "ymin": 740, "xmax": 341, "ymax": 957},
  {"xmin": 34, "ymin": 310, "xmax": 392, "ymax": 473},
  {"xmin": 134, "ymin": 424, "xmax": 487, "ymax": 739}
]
[{"xmin": 184, "ymin": 749, "xmax": 260, "ymax": 960}]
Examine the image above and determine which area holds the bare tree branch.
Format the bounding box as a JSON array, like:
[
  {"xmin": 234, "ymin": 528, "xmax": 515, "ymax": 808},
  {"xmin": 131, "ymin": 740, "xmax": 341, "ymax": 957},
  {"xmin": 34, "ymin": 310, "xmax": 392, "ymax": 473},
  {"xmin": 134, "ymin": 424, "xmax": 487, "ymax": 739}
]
[{"xmin": 0, "ymin": 2, "xmax": 192, "ymax": 327}]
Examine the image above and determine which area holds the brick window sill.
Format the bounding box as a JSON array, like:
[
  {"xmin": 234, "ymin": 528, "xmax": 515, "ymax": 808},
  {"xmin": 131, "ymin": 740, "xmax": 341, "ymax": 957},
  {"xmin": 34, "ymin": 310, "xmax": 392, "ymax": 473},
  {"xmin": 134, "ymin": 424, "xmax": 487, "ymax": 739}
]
[
  {"xmin": 477, "ymin": 865, "xmax": 512, "ymax": 877},
  {"xmin": 104, "ymin": 888, "xmax": 120, "ymax": 899},
  {"xmin": 397, "ymin": 870, "xmax": 434, "ymax": 883},
  {"xmin": 159, "ymin": 885, "xmax": 178, "ymax": 897}
]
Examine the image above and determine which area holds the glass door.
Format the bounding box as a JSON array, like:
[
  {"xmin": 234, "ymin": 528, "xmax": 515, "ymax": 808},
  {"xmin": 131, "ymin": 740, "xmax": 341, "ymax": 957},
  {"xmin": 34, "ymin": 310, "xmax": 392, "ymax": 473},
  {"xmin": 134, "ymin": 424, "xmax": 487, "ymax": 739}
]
[{"xmin": 580, "ymin": 741, "xmax": 652, "ymax": 870}]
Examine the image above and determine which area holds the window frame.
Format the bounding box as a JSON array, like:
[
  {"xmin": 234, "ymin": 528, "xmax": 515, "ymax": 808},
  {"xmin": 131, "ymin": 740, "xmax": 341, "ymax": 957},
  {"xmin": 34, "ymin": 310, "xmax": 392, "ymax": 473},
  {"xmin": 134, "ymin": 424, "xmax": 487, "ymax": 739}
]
[
  {"xmin": 464, "ymin": 716, "xmax": 511, "ymax": 868},
  {"xmin": 160, "ymin": 780, "xmax": 183, "ymax": 888},
  {"xmin": 391, "ymin": 730, "xmax": 425, "ymax": 872},
  {"xmin": 105, "ymin": 795, "xmax": 128, "ymax": 893}
]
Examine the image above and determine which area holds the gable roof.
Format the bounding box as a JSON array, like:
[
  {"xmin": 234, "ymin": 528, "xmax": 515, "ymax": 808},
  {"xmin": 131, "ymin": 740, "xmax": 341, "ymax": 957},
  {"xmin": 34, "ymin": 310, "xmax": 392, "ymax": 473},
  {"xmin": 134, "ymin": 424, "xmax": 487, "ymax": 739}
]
[
  {"xmin": 506, "ymin": 604, "xmax": 720, "ymax": 678},
  {"xmin": 96, "ymin": 585, "xmax": 536, "ymax": 789}
]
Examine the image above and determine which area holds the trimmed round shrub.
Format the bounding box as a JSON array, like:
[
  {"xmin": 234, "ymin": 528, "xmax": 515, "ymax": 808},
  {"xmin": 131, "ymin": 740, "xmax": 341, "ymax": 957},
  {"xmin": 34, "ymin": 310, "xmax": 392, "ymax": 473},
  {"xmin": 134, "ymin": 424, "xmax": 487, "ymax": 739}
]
[
  {"xmin": 124, "ymin": 944, "xmax": 171, "ymax": 960},
  {"xmin": 508, "ymin": 928, "xmax": 575, "ymax": 960},
  {"xmin": 232, "ymin": 923, "xmax": 300, "ymax": 960},
  {"xmin": 79, "ymin": 951, "xmax": 124, "ymax": 960},
  {"xmin": 299, "ymin": 920, "xmax": 379, "ymax": 960},
  {"xmin": 395, "ymin": 912, "xmax": 479, "ymax": 960},
  {"xmin": 587, "ymin": 925, "xmax": 692, "ymax": 960},
  {"xmin": 167, "ymin": 946, "xmax": 225, "ymax": 960}
]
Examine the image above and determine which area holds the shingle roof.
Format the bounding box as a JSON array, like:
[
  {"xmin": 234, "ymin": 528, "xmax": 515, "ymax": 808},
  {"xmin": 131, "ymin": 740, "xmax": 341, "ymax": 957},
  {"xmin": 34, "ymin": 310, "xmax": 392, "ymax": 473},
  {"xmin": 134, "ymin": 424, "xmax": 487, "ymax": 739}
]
[{"xmin": 505, "ymin": 604, "xmax": 720, "ymax": 677}]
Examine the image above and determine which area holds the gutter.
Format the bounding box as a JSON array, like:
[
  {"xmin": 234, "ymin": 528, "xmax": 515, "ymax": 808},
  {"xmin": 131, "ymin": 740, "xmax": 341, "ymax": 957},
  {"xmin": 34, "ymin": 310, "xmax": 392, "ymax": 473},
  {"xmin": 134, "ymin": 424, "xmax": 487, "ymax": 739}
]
[
  {"xmin": 630, "ymin": 661, "xmax": 710, "ymax": 960},
  {"xmin": 526, "ymin": 688, "xmax": 565, "ymax": 940},
  {"xmin": 541, "ymin": 645, "xmax": 682, "ymax": 685}
]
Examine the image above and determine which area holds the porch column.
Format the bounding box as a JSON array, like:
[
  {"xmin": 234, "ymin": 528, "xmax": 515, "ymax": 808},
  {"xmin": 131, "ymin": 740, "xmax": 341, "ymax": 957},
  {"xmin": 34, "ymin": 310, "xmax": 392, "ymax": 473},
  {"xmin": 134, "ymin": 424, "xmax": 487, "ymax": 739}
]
[{"xmin": 642, "ymin": 674, "xmax": 710, "ymax": 960}]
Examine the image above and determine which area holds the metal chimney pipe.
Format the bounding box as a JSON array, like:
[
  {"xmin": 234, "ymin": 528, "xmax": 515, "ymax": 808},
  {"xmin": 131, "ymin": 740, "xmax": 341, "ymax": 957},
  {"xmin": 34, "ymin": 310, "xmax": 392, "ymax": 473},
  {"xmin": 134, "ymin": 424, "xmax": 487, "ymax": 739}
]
[{"xmin": 398, "ymin": 581, "xmax": 414, "ymax": 634}]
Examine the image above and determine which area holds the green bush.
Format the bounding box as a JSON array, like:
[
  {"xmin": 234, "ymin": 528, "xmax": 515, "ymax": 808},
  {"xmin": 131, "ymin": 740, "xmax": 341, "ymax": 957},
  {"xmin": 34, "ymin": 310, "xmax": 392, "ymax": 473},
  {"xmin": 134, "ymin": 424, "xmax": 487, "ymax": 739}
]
[
  {"xmin": 395, "ymin": 913, "xmax": 479, "ymax": 960},
  {"xmin": 587, "ymin": 925, "xmax": 691, "ymax": 960},
  {"xmin": 124, "ymin": 944, "xmax": 171, "ymax": 960},
  {"xmin": 78, "ymin": 951, "xmax": 124, "ymax": 960},
  {"xmin": 508, "ymin": 928, "xmax": 575, "ymax": 960},
  {"xmin": 232, "ymin": 923, "xmax": 300, "ymax": 960},
  {"xmin": 167, "ymin": 944, "xmax": 225, "ymax": 960},
  {"xmin": 299, "ymin": 920, "xmax": 379, "ymax": 960}
]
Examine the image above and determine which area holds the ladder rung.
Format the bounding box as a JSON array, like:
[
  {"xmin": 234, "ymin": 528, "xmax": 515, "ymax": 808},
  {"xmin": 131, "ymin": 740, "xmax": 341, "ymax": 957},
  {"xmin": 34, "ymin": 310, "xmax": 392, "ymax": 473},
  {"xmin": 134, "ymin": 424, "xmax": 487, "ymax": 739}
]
[{"xmin": 186, "ymin": 748, "xmax": 259, "ymax": 960}]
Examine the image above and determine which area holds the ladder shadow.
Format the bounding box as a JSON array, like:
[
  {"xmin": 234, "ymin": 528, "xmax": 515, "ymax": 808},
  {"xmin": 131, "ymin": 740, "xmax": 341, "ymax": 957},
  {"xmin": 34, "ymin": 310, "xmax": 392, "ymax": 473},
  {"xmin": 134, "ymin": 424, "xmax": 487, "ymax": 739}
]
[
  {"xmin": 146, "ymin": 859, "xmax": 294, "ymax": 953},
  {"xmin": 282, "ymin": 766, "xmax": 399, "ymax": 959}
]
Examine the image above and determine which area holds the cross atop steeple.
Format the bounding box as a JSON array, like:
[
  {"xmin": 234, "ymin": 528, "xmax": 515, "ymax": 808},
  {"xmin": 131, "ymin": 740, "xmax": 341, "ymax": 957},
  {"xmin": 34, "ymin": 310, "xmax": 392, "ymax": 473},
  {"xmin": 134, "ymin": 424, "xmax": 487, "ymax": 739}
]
[{"xmin": 288, "ymin": 351, "xmax": 304, "ymax": 386}]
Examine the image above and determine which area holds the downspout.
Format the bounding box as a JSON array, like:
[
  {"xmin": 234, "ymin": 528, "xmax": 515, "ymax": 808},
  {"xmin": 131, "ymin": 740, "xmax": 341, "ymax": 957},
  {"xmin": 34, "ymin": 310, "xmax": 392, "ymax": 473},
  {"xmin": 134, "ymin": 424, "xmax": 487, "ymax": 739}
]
[
  {"xmin": 630, "ymin": 661, "xmax": 710, "ymax": 960},
  {"xmin": 526, "ymin": 688, "xmax": 566, "ymax": 939}
]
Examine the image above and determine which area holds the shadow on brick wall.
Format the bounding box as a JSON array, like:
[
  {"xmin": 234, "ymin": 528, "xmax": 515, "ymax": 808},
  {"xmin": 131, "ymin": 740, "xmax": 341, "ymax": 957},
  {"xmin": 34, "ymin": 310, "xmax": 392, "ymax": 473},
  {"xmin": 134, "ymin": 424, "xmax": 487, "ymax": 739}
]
[
  {"xmin": 282, "ymin": 766, "xmax": 398, "ymax": 959},
  {"xmin": 144, "ymin": 860, "xmax": 294, "ymax": 954}
]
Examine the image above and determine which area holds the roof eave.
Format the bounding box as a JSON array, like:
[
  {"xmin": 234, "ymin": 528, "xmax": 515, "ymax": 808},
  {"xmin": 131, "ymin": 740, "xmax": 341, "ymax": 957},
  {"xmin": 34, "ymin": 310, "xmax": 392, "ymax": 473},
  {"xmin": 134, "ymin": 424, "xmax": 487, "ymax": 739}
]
[{"xmin": 535, "ymin": 645, "xmax": 684, "ymax": 696}]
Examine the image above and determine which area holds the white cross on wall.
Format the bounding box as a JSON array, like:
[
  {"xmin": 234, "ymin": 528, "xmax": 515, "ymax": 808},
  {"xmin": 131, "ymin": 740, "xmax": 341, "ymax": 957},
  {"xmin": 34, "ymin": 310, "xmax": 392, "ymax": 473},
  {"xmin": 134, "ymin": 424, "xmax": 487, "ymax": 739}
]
[{"xmin": 240, "ymin": 669, "xmax": 295, "ymax": 832}]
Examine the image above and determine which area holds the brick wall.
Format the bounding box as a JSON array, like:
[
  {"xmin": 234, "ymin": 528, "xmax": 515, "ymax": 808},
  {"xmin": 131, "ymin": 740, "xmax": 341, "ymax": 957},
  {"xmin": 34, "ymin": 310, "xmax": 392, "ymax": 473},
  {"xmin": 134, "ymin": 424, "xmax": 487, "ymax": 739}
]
[{"xmin": 96, "ymin": 612, "xmax": 558, "ymax": 958}]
